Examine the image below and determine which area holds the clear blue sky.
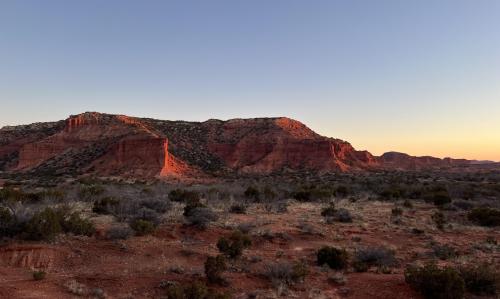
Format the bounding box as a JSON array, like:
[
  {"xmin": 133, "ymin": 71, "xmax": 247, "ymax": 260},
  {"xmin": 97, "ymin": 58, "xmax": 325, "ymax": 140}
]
[{"xmin": 1, "ymin": 0, "xmax": 499, "ymax": 160}]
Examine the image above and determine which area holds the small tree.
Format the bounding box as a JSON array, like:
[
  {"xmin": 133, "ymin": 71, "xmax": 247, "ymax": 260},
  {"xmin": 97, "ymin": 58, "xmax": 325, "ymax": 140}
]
[
  {"xmin": 204, "ymin": 255, "xmax": 227, "ymax": 284},
  {"xmin": 217, "ymin": 230, "xmax": 252, "ymax": 258}
]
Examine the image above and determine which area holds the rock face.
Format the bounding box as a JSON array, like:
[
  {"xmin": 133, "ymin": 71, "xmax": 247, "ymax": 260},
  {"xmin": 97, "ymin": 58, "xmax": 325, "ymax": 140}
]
[
  {"xmin": 379, "ymin": 152, "xmax": 471, "ymax": 170},
  {"xmin": 202, "ymin": 118, "xmax": 377, "ymax": 173},
  {"xmin": 0, "ymin": 112, "xmax": 483, "ymax": 178},
  {"xmin": 2, "ymin": 113, "xmax": 188, "ymax": 177}
]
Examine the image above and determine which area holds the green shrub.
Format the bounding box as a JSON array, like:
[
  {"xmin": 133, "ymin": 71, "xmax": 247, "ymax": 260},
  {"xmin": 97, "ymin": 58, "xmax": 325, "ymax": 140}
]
[
  {"xmin": 293, "ymin": 190, "xmax": 312, "ymax": 202},
  {"xmin": 183, "ymin": 198, "xmax": 206, "ymax": 217},
  {"xmin": 379, "ymin": 187, "xmax": 402, "ymax": 200},
  {"xmin": 186, "ymin": 207, "xmax": 218, "ymax": 229},
  {"xmin": 317, "ymin": 246, "xmax": 348, "ymax": 270},
  {"xmin": 169, "ymin": 189, "xmax": 200, "ymax": 203},
  {"xmin": 217, "ymin": 230, "xmax": 252, "ymax": 258},
  {"xmin": 459, "ymin": 263, "xmax": 499, "ymax": 296},
  {"xmin": 130, "ymin": 219, "xmax": 155, "ymax": 236},
  {"xmin": 33, "ymin": 270, "xmax": 46, "ymax": 281},
  {"xmin": 320, "ymin": 204, "xmax": 336, "ymax": 217},
  {"xmin": 204, "ymin": 255, "xmax": 227, "ymax": 284},
  {"xmin": 166, "ymin": 281, "xmax": 230, "ymax": 299},
  {"xmin": 326, "ymin": 208, "xmax": 353, "ymax": 223},
  {"xmin": 244, "ymin": 186, "xmax": 260, "ymax": 201},
  {"xmin": 293, "ymin": 186, "xmax": 332, "ymax": 202},
  {"xmin": 468, "ymin": 207, "xmax": 500, "ymax": 227},
  {"xmin": 78, "ymin": 184, "xmax": 105, "ymax": 200},
  {"xmin": 391, "ymin": 207, "xmax": 403, "ymax": 217},
  {"xmin": 263, "ymin": 260, "xmax": 309, "ymax": 286},
  {"xmin": 403, "ymin": 199, "xmax": 413, "ymax": 208},
  {"xmin": 290, "ymin": 261, "xmax": 309, "ymax": 283},
  {"xmin": 405, "ymin": 264, "xmax": 465, "ymax": 299},
  {"xmin": 92, "ymin": 197, "xmax": 120, "ymax": 215},
  {"xmin": 334, "ymin": 185, "xmax": 350, "ymax": 197},
  {"xmin": 229, "ymin": 204, "xmax": 246, "ymax": 214},
  {"xmin": 424, "ymin": 191, "xmax": 451, "ymax": 206},
  {"xmin": 432, "ymin": 244, "xmax": 458, "ymax": 260},
  {"xmin": 262, "ymin": 187, "xmax": 277, "ymax": 201},
  {"xmin": 353, "ymin": 246, "xmax": 397, "ymax": 272},
  {"xmin": 61, "ymin": 212, "xmax": 95, "ymax": 236},
  {"xmin": 0, "ymin": 206, "xmax": 17, "ymax": 237},
  {"xmin": 24, "ymin": 208, "xmax": 63, "ymax": 241},
  {"xmin": 432, "ymin": 211, "xmax": 446, "ymax": 230}
]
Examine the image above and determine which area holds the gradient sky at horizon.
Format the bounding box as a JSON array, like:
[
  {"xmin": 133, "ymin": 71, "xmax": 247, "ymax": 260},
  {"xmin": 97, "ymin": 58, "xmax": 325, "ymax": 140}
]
[{"xmin": 1, "ymin": 0, "xmax": 499, "ymax": 160}]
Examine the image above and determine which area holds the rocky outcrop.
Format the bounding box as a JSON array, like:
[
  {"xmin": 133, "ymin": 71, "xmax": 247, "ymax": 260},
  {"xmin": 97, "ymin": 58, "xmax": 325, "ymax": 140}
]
[
  {"xmin": 0, "ymin": 112, "xmax": 489, "ymax": 178},
  {"xmin": 5, "ymin": 113, "xmax": 189, "ymax": 177},
  {"xmin": 379, "ymin": 152, "xmax": 471, "ymax": 170},
  {"xmin": 90, "ymin": 137, "xmax": 189, "ymax": 177}
]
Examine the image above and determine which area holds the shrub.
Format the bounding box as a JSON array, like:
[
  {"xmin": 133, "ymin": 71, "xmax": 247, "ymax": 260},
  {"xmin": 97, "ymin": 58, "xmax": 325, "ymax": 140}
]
[
  {"xmin": 405, "ymin": 264, "xmax": 465, "ymax": 299},
  {"xmin": 468, "ymin": 207, "xmax": 500, "ymax": 227},
  {"xmin": 244, "ymin": 186, "xmax": 260, "ymax": 201},
  {"xmin": 353, "ymin": 247, "xmax": 397, "ymax": 272},
  {"xmin": 334, "ymin": 185, "xmax": 350, "ymax": 197},
  {"xmin": 379, "ymin": 187, "xmax": 402, "ymax": 200},
  {"xmin": 293, "ymin": 190, "xmax": 312, "ymax": 202},
  {"xmin": 131, "ymin": 207, "xmax": 162, "ymax": 226},
  {"xmin": 459, "ymin": 263, "xmax": 499, "ymax": 296},
  {"xmin": 432, "ymin": 211, "xmax": 446, "ymax": 230},
  {"xmin": 33, "ymin": 270, "xmax": 46, "ymax": 281},
  {"xmin": 130, "ymin": 219, "xmax": 155, "ymax": 236},
  {"xmin": 263, "ymin": 261, "xmax": 308, "ymax": 286},
  {"xmin": 452, "ymin": 200, "xmax": 474, "ymax": 211},
  {"xmin": 424, "ymin": 191, "xmax": 451, "ymax": 206},
  {"xmin": 186, "ymin": 207, "xmax": 218, "ymax": 229},
  {"xmin": 24, "ymin": 208, "xmax": 63, "ymax": 241},
  {"xmin": 61, "ymin": 212, "xmax": 95, "ymax": 236},
  {"xmin": 217, "ymin": 230, "xmax": 251, "ymax": 258},
  {"xmin": 139, "ymin": 198, "xmax": 171, "ymax": 213},
  {"xmin": 262, "ymin": 187, "xmax": 277, "ymax": 201},
  {"xmin": 229, "ymin": 204, "xmax": 246, "ymax": 214},
  {"xmin": 166, "ymin": 281, "xmax": 230, "ymax": 299},
  {"xmin": 169, "ymin": 189, "xmax": 200, "ymax": 203},
  {"xmin": 204, "ymin": 255, "xmax": 227, "ymax": 284},
  {"xmin": 327, "ymin": 208, "xmax": 353, "ymax": 223},
  {"xmin": 317, "ymin": 246, "xmax": 349, "ymax": 270},
  {"xmin": 106, "ymin": 225, "xmax": 133, "ymax": 240},
  {"xmin": 183, "ymin": 199, "xmax": 206, "ymax": 217},
  {"xmin": 320, "ymin": 204, "xmax": 336, "ymax": 217},
  {"xmin": 263, "ymin": 200, "xmax": 288, "ymax": 214},
  {"xmin": 293, "ymin": 186, "xmax": 332, "ymax": 202},
  {"xmin": 79, "ymin": 184, "xmax": 105, "ymax": 200},
  {"xmin": 486, "ymin": 236, "xmax": 497, "ymax": 245},
  {"xmin": 0, "ymin": 206, "xmax": 17, "ymax": 237},
  {"xmin": 403, "ymin": 199, "xmax": 413, "ymax": 208},
  {"xmin": 92, "ymin": 197, "xmax": 120, "ymax": 215},
  {"xmin": 432, "ymin": 244, "xmax": 458, "ymax": 260},
  {"xmin": 391, "ymin": 207, "xmax": 403, "ymax": 217}
]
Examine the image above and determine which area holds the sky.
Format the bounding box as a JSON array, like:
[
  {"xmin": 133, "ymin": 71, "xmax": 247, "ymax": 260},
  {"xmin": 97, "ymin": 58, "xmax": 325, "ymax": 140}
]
[{"xmin": 1, "ymin": 0, "xmax": 499, "ymax": 161}]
